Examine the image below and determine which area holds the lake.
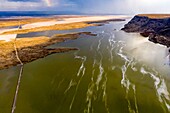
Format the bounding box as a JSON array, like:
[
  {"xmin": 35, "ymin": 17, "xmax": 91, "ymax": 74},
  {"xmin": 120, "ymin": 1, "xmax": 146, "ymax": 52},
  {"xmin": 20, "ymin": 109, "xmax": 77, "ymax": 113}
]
[{"xmin": 0, "ymin": 21, "xmax": 170, "ymax": 113}]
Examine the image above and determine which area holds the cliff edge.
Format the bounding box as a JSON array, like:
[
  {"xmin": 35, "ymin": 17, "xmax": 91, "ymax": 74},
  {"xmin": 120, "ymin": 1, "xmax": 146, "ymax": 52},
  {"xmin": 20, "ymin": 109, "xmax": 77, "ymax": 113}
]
[{"xmin": 121, "ymin": 14, "xmax": 170, "ymax": 47}]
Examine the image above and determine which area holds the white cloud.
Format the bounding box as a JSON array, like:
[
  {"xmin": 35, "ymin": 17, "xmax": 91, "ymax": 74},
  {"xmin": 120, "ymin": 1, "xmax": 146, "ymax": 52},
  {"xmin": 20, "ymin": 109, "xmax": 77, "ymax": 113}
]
[
  {"xmin": 0, "ymin": 0, "xmax": 43, "ymax": 11},
  {"xmin": 0, "ymin": 0, "xmax": 76, "ymax": 11},
  {"xmin": 77, "ymin": 0, "xmax": 170, "ymax": 14},
  {"xmin": 1, "ymin": 0, "xmax": 170, "ymax": 14}
]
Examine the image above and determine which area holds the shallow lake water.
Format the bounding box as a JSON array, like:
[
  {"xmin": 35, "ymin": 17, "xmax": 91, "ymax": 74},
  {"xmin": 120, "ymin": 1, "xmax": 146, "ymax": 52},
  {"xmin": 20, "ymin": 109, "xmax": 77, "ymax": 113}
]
[{"xmin": 0, "ymin": 21, "xmax": 170, "ymax": 113}]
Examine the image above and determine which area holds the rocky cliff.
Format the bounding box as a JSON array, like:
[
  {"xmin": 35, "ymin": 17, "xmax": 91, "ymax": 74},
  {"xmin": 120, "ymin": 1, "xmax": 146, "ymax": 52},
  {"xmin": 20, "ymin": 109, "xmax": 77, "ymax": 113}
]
[{"xmin": 122, "ymin": 14, "xmax": 170, "ymax": 47}]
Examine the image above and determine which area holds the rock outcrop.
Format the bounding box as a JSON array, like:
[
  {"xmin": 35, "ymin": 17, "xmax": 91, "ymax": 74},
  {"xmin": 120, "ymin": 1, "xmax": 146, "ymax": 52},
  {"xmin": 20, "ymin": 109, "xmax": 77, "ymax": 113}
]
[{"xmin": 121, "ymin": 14, "xmax": 170, "ymax": 47}]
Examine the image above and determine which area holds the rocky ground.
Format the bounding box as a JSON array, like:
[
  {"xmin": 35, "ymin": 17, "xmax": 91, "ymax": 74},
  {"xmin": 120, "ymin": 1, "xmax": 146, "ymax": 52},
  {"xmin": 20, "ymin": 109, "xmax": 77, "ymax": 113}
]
[{"xmin": 121, "ymin": 14, "xmax": 170, "ymax": 47}]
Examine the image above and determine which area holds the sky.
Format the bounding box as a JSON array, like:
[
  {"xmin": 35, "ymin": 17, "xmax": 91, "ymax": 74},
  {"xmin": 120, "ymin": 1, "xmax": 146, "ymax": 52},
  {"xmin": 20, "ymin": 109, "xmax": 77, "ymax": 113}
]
[{"xmin": 0, "ymin": 0, "xmax": 170, "ymax": 14}]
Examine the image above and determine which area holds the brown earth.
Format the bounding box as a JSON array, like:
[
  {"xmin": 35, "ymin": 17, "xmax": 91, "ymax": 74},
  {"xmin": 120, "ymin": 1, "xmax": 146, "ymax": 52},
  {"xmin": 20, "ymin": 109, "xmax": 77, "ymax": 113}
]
[
  {"xmin": 0, "ymin": 15, "xmax": 87, "ymax": 28},
  {"xmin": 1, "ymin": 22, "xmax": 95, "ymax": 35},
  {"xmin": 0, "ymin": 32, "xmax": 97, "ymax": 70},
  {"xmin": 137, "ymin": 14, "xmax": 170, "ymax": 19}
]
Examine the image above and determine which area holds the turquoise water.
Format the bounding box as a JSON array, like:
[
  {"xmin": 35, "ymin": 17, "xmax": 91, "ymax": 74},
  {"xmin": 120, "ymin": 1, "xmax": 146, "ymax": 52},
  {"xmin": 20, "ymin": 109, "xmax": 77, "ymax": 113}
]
[{"xmin": 0, "ymin": 21, "xmax": 170, "ymax": 113}]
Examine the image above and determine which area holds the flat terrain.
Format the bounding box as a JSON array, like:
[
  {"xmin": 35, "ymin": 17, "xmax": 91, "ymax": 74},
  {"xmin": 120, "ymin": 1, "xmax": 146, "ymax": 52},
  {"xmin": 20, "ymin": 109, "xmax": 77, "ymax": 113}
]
[
  {"xmin": 0, "ymin": 15, "xmax": 87, "ymax": 28},
  {"xmin": 138, "ymin": 14, "xmax": 170, "ymax": 19},
  {"xmin": 0, "ymin": 15, "xmax": 127, "ymax": 70},
  {"xmin": 0, "ymin": 15, "xmax": 127, "ymax": 37},
  {"xmin": 0, "ymin": 32, "xmax": 97, "ymax": 70},
  {"xmin": 1, "ymin": 22, "xmax": 94, "ymax": 35}
]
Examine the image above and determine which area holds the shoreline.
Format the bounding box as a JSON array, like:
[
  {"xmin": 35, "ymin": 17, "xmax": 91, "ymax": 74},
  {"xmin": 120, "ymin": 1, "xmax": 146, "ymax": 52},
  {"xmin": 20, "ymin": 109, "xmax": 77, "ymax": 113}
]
[
  {"xmin": 0, "ymin": 32, "xmax": 97, "ymax": 70},
  {"xmin": 0, "ymin": 15, "xmax": 128, "ymax": 29},
  {"xmin": 0, "ymin": 15, "xmax": 127, "ymax": 70},
  {"xmin": 122, "ymin": 14, "xmax": 170, "ymax": 47},
  {"xmin": 0, "ymin": 15, "xmax": 128, "ymax": 41}
]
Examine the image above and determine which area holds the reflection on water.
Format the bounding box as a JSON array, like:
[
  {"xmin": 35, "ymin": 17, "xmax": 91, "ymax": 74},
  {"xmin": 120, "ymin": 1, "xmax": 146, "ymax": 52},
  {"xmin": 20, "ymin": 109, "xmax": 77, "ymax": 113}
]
[
  {"xmin": 165, "ymin": 48, "xmax": 170, "ymax": 66},
  {"xmin": 0, "ymin": 21, "xmax": 170, "ymax": 113}
]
